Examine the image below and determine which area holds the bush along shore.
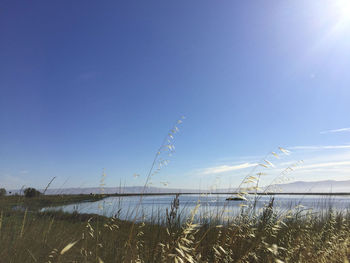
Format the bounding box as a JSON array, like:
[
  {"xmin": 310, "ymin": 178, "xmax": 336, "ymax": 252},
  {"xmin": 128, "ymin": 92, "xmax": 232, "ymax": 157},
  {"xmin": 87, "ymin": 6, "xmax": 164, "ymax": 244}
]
[{"xmin": 0, "ymin": 194, "xmax": 350, "ymax": 262}]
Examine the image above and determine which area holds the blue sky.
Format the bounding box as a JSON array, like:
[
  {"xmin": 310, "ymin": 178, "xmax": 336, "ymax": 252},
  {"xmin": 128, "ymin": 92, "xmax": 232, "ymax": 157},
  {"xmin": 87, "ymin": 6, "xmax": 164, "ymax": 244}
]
[{"xmin": 1, "ymin": 0, "xmax": 350, "ymax": 190}]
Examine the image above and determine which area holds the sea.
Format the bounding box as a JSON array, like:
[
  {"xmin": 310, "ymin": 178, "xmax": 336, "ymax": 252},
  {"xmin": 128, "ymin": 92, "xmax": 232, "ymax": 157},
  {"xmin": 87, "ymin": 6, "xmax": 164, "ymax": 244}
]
[{"xmin": 42, "ymin": 194, "xmax": 350, "ymax": 223}]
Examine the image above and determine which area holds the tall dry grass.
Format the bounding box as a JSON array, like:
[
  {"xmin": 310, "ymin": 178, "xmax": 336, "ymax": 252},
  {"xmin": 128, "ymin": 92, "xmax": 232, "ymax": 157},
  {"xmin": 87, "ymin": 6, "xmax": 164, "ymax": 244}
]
[
  {"xmin": 1, "ymin": 196, "xmax": 350, "ymax": 262},
  {"xmin": 1, "ymin": 118, "xmax": 350, "ymax": 262}
]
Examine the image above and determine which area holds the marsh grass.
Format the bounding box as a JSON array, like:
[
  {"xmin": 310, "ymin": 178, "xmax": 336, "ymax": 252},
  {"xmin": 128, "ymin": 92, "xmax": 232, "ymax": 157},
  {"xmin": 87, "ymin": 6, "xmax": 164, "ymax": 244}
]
[
  {"xmin": 1, "ymin": 119, "xmax": 350, "ymax": 262},
  {"xmin": 1, "ymin": 194, "xmax": 350, "ymax": 262}
]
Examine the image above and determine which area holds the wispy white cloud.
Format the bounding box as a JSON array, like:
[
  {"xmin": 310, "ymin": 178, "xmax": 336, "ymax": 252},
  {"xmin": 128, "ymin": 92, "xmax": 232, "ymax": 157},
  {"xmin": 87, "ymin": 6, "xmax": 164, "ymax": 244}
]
[
  {"xmin": 320, "ymin": 127, "xmax": 350, "ymax": 134},
  {"xmin": 198, "ymin": 162, "xmax": 257, "ymax": 175},
  {"xmin": 187, "ymin": 149, "xmax": 350, "ymax": 187},
  {"xmin": 301, "ymin": 160, "xmax": 350, "ymax": 170},
  {"xmin": 290, "ymin": 145, "xmax": 350, "ymax": 150}
]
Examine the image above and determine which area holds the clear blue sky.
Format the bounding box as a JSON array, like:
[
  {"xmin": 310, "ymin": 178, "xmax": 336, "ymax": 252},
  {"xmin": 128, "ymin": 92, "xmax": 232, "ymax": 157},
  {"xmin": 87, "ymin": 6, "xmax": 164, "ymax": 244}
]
[{"xmin": 1, "ymin": 0, "xmax": 350, "ymax": 190}]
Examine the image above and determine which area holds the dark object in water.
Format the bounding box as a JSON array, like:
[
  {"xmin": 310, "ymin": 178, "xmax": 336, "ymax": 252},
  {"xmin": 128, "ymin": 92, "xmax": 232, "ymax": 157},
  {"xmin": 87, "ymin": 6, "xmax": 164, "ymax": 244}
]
[{"xmin": 226, "ymin": 197, "xmax": 245, "ymax": 201}]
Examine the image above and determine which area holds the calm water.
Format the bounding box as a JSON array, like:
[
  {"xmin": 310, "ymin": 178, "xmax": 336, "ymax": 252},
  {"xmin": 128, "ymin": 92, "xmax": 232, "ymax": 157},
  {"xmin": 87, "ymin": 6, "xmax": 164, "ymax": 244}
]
[{"xmin": 43, "ymin": 194, "xmax": 350, "ymax": 223}]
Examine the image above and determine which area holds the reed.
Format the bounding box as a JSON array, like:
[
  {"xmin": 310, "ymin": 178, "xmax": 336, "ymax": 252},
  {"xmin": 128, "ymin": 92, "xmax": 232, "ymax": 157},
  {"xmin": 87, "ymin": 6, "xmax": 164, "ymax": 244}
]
[
  {"xmin": 0, "ymin": 120, "xmax": 349, "ymax": 262},
  {"xmin": 1, "ymin": 195, "xmax": 350, "ymax": 262}
]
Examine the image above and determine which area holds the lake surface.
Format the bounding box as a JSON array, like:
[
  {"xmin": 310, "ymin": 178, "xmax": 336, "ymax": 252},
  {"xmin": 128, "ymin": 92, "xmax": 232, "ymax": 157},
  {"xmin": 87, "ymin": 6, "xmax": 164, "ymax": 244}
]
[{"xmin": 43, "ymin": 194, "xmax": 350, "ymax": 223}]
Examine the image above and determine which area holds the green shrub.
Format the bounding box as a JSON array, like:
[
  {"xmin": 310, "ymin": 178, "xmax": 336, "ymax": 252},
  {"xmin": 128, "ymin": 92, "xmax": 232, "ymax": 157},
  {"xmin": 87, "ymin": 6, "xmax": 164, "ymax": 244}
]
[
  {"xmin": 0, "ymin": 188, "xmax": 6, "ymax": 196},
  {"xmin": 24, "ymin": 187, "xmax": 41, "ymax": 198}
]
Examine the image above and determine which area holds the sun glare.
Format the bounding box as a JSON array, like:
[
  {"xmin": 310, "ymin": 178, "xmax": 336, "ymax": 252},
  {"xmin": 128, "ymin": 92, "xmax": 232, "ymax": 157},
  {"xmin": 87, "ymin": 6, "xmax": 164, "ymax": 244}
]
[{"xmin": 335, "ymin": 0, "xmax": 350, "ymax": 24}]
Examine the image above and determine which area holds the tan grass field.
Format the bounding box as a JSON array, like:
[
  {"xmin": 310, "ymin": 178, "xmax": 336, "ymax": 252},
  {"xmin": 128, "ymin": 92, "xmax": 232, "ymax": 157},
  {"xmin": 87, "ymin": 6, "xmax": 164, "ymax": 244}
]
[{"xmin": 0, "ymin": 194, "xmax": 350, "ymax": 263}]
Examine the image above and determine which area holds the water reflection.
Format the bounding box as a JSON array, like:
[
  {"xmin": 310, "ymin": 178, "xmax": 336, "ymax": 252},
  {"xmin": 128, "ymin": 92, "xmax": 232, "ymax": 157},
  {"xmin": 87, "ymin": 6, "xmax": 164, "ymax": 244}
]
[{"xmin": 42, "ymin": 194, "xmax": 350, "ymax": 223}]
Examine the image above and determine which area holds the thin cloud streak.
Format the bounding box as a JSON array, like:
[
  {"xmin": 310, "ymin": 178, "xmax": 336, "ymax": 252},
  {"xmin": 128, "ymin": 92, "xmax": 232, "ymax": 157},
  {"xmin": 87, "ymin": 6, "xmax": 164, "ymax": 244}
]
[
  {"xmin": 199, "ymin": 162, "xmax": 257, "ymax": 175},
  {"xmin": 290, "ymin": 145, "xmax": 350, "ymax": 150},
  {"xmin": 320, "ymin": 127, "xmax": 350, "ymax": 134},
  {"xmin": 301, "ymin": 161, "xmax": 350, "ymax": 170}
]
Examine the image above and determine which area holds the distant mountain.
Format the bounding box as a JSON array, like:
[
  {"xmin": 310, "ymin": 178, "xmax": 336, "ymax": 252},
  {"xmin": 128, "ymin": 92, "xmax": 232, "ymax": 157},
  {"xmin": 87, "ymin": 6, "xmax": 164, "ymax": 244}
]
[
  {"xmin": 267, "ymin": 180, "xmax": 350, "ymax": 193},
  {"xmin": 9, "ymin": 186, "xmax": 202, "ymax": 195},
  {"xmin": 8, "ymin": 180, "xmax": 350, "ymax": 195},
  {"xmin": 43, "ymin": 186, "xmax": 193, "ymax": 195}
]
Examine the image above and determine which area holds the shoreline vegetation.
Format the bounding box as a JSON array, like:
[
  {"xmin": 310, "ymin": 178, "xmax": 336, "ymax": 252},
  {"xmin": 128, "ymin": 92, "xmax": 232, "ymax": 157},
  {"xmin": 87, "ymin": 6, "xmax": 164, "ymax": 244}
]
[
  {"xmin": 1, "ymin": 193, "xmax": 350, "ymax": 262},
  {"xmin": 1, "ymin": 121, "xmax": 349, "ymax": 262},
  {"xmin": 6, "ymin": 191, "xmax": 350, "ymax": 198},
  {"xmin": 109, "ymin": 192, "xmax": 350, "ymax": 196}
]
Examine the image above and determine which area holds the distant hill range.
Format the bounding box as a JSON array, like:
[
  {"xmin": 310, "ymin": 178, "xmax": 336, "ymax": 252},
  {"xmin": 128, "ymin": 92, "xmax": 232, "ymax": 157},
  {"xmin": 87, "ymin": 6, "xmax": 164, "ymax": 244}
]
[
  {"xmin": 9, "ymin": 180, "xmax": 350, "ymax": 195},
  {"xmin": 10, "ymin": 186, "xmax": 199, "ymax": 195},
  {"xmin": 269, "ymin": 180, "xmax": 350, "ymax": 193}
]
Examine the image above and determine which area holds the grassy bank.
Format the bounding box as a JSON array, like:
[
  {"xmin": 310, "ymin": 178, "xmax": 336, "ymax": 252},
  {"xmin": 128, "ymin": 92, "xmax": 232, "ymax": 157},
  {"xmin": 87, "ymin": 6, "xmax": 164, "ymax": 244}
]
[
  {"xmin": 1, "ymin": 195, "xmax": 350, "ymax": 262},
  {"xmin": 0, "ymin": 194, "xmax": 105, "ymax": 212}
]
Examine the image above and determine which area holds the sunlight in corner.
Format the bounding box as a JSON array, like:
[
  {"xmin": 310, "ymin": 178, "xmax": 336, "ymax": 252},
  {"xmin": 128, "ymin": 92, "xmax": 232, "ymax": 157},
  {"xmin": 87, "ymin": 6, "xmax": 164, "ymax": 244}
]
[
  {"xmin": 333, "ymin": 0, "xmax": 350, "ymax": 31},
  {"xmin": 310, "ymin": 0, "xmax": 350, "ymax": 55}
]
